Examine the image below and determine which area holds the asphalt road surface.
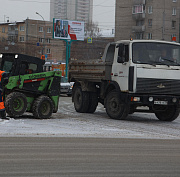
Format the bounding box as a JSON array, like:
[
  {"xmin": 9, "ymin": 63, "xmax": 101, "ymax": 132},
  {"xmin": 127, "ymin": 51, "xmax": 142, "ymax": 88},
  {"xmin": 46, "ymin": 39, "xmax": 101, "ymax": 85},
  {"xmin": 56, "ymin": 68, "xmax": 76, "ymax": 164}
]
[{"xmin": 0, "ymin": 137, "xmax": 180, "ymax": 177}]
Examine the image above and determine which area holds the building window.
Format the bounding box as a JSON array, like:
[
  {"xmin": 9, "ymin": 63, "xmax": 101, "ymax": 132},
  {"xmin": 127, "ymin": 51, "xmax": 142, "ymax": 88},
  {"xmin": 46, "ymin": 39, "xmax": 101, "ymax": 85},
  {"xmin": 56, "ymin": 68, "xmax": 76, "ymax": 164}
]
[
  {"xmin": 39, "ymin": 27, "xmax": 43, "ymax": 32},
  {"xmin": 39, "ymin": 38, "xmax": 44, "ymax": 43},
  {"xmin": 47, "ymin": 48, "xmax": 51, "ymax": 54},
  {"xmin": 20, "ymin": 26, "xmax": 24, "ymax": 31},
  {"xmin": 172, "ymin": 21, "xmax": 176, "ymax": 28},
  {"xmin": 172, "ymin": 8, "xmax": 176, "ymax": 15},
  {"xmin": 47, "ymin": 38, "xmax": 51, "ymax": 43},
  {"xmin": 132, "ymin": 5, "xmax": 144, "ymax": 14},
  {"xmin": 47, "ymin": 27, "xmax": 51, "ymax": 33},
  {"xmin": 21, "ymin": 48, "xmax": 25, "ymax": 53},
  {"xmin": 148, "ymin": 33, "xmax": 152, "ymax": 39},
  {"xmin": 148, "ymin": 6, "xmax": 153, "ymax": 14},
  {"xmin": 148, "ymin": 19, "xmax": 152, "ymax": 27},
  {"xmin": 19, "ymin": 36, "xmax": 24, "ymax": 42},
  {"xmin": 136, "ymin": 20, "xmax": 144, "ymax": 26},
  {"xmin": 136, "ymin": 33, "xmax": 143, "ymax": 39},
  {"xmin": 2, "ymin": 37, "xmax": 5, "ymax": 42},
  {"xmin": 2, "ymin": 27, "xmax": 5, "ymax": 33}
]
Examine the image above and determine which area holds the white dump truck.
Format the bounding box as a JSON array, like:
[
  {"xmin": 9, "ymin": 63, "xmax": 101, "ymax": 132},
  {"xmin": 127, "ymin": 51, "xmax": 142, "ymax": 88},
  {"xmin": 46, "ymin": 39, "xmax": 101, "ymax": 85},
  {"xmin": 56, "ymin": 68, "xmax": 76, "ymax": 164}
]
[{"xmin": 69, "ymin": 40, "xmax": 180, "ymax": 121}]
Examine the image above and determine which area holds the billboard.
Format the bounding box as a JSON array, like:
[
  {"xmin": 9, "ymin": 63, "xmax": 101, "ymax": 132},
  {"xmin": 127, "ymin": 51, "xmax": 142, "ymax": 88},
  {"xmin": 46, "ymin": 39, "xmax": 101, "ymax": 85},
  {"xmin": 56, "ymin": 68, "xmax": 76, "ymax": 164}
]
[{"xmin": 53, "ymin": 18, "xmax": 84, "ymax": 41}]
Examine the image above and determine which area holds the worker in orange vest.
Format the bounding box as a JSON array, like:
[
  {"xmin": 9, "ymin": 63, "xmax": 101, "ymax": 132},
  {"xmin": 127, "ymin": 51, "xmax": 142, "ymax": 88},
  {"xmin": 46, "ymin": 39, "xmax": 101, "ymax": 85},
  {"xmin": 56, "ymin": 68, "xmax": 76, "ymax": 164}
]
[{"xmin": 0, "ymin": 70, "xmax": 8, "ymax": 119}]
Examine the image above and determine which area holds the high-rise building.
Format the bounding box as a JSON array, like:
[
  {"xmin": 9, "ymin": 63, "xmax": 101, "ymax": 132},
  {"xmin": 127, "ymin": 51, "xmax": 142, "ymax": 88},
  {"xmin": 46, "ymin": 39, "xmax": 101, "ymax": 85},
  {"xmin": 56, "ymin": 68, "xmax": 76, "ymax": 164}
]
[
  {"xmin": 50, "ymin": 0, "xmax": 93, "ymax": 24},
  {"xmin": 115, "ymin": 0, "xmax": 180, "ymax": 42}
]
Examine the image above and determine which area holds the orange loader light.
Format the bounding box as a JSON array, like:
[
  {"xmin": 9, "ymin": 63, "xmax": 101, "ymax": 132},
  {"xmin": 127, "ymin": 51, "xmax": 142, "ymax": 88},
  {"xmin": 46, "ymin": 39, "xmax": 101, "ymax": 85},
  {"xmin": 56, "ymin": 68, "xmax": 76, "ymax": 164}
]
[{"xmin": 41, "ymin": 55, "xmax": 45, "ymax": 60}]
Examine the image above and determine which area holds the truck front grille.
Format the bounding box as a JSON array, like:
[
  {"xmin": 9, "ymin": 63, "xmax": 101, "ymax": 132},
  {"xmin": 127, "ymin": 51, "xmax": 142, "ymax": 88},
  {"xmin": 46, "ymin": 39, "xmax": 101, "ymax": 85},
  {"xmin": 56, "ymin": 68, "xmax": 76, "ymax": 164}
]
[{"xmin": 136, "ymin": 78, "xmax": 180, "ymax": 95}]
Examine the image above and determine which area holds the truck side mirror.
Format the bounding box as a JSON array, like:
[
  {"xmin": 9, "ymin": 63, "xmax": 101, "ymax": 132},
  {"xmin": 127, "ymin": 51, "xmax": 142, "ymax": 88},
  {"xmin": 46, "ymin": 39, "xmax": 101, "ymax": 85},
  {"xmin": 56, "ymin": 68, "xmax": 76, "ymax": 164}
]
[{"xmin": 117, "ymin": 43, "xmax": 125, "ymax": 63}]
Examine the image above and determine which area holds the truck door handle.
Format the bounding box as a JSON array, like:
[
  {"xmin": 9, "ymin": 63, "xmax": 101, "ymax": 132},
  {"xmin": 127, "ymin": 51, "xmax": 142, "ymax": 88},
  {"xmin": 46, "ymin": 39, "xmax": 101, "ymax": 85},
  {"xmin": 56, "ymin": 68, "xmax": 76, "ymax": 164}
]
[{"xmin": 114, "ymin": 73, "xmax": 118, "ymax": 76}]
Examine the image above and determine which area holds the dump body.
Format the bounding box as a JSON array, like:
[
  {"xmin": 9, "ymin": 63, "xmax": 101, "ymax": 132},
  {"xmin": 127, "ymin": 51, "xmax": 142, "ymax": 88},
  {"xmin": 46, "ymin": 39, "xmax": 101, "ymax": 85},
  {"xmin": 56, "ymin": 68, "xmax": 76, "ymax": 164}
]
[
  {"xmin": 69, "ymin": 59, "xmax": 112, "ymax": 82},
  {"xmin": 69, "ymin": 43, "xmax": 115, "ymax": 83}
]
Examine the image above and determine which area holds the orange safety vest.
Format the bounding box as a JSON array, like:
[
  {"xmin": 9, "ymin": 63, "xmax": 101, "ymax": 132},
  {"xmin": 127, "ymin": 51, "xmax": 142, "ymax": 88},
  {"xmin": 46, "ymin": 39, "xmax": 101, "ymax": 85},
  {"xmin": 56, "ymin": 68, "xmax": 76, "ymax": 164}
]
[
  {"xmin": 0, "ymin": 70, "xmax": 5, "ymax": 110},
  {"xmin": 0, "ymin": 70, "xmax": 5, "ymax": 82},
  {"xmin": 0, "ymin": 102, "xmax": 5, "ymax": 110}
]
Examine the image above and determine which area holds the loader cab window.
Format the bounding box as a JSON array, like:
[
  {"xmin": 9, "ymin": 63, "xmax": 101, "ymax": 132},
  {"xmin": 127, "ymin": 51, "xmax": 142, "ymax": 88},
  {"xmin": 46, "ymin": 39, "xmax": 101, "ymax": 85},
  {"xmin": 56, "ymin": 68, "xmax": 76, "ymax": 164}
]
[
  {"xmin": 19, "ymin": 62, "xmax": 38, "ymax": 75},
  {"xmin": 3, "ymin": 60, "xmax": 13, "ymax": 73},
  {"xmin": 29, "ymin": 63, "xmax": 37, "ymax": 72}
]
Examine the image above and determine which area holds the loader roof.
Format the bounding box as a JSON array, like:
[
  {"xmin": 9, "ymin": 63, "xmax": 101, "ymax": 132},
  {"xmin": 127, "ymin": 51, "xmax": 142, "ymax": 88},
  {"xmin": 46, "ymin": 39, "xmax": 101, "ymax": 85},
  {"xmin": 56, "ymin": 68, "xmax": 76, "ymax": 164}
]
[{"xmin": 1, "ymin": 53, "xmax": 45, "ymax": 65}]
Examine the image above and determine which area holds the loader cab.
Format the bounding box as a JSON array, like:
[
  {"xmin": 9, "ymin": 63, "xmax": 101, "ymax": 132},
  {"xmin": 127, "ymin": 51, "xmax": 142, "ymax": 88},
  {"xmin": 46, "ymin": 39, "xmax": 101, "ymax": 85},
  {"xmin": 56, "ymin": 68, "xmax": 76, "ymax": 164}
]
[{"xmin": 0, "ymin": 53, "xmax": 45, "ymax": 76}]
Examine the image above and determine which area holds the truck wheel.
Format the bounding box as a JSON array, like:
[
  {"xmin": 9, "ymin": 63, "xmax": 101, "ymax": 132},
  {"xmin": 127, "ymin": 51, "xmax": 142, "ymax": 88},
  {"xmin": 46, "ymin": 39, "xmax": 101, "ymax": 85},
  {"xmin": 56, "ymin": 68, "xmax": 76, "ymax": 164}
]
[
  {"xmin": 155, "ymin": 105, "xmax": 180, "ymax": 121},
  {"xmin": 105, "ymin": 91, "xmax": 128, "ymax": 120},
  {"xmin": 87, "ymin": 92, "xmax": 98, "ymax": 113},
  {"xmin": 32, "ymin": 96, "xmax": 53, "ymax": 119},
  {"xmin": 73, "ymin": 86, "xmax": 89, "ymax": 113},
  {"xmin": 5, "ymin": 92, "xmax": 27, "ymax": 118}
]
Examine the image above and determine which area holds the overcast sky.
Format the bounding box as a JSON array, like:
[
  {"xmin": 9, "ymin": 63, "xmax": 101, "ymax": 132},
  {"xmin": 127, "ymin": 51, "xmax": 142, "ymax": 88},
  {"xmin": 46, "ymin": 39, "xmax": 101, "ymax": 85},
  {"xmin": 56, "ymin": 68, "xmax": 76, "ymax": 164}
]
[{"xmin": 0, "ymin": 0, "xmax": 115, "ymax": 30}]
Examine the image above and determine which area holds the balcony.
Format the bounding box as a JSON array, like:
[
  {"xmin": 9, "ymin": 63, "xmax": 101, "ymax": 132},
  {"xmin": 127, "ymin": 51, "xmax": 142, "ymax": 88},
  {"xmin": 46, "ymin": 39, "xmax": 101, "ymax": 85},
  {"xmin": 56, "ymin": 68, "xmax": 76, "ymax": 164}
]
[
  {"xmin": 133, "ymin": 0, "xmax": 146, "ymax": 5},
  {"xmin": 132, "ymin": 13, "xmax": 145, "ymax": 20},
  {"xmin": 77, "ymin": 10, "xmax": 89, "ymax": 14},
  {"xmin": 8, "ymin": 30, "xmax": 18, "ymax": 36},
  {"xmin": 78, "ymin": 5, "xmax": 89, "ymax": 9},
  {"xmin": 132, "ymin": 25, "xmax": 146, "ymax": 33},
  {"xmin": 78, "ymin": 0, "xmax": 90, "ymax": 4}
]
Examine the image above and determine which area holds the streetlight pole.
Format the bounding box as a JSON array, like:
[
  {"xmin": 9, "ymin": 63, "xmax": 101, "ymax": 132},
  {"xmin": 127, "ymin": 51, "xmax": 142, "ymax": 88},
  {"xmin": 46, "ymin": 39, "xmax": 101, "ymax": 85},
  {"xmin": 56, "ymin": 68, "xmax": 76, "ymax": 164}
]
[{"xmin": 36, "ymin": 12, "xmax": 45, "ymax": 55}]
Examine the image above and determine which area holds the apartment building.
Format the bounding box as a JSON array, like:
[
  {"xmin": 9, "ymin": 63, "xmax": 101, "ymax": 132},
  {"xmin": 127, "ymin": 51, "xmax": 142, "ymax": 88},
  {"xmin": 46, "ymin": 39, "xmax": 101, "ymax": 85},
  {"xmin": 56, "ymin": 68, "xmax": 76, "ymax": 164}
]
[
  {"xmin": 115, "ymin": 0, "xmax": 180, "ymax": 42},
  {"xmin": 50, "ymin": 0, "xmax": 93, "ymax": 24},
  {"xmin": 0, "ymin": 19, "xmax": 65, "ymax": 61}
]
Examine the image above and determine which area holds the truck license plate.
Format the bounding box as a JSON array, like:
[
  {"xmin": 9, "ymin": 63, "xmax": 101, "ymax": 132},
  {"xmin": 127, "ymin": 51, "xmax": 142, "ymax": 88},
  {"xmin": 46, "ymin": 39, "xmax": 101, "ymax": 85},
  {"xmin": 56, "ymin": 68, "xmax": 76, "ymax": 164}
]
[{"xmin": 154, "ymin": 101, "xmax": 168, "ymax": 105}]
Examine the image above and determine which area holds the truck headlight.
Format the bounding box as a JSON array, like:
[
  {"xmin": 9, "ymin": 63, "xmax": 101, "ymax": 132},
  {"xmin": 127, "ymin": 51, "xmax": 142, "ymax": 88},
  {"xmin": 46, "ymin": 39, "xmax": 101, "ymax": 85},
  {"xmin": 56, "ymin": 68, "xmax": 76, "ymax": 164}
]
[
  {"xmin": 172, "ymin": 98, "xmax": 177, "ymax": 103},
  {"xmin": 149, "ymin": 97, "xmax": 154, "ymax": 102},
  {"xmin": 131, "ymin": 97, "xmax": 140, "ymax": 102},
  {"xmin": 0, "ymin": 54, "xmax": 3, "ymax": 58}
]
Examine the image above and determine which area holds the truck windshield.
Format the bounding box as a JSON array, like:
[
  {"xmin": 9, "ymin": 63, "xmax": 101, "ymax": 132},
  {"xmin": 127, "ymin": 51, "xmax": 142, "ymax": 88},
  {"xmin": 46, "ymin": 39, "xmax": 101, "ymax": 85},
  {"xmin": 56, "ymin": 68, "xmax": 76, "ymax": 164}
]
[{"xmin": 132, "ymin": 42, "xmax": 180, "ymax": 66}]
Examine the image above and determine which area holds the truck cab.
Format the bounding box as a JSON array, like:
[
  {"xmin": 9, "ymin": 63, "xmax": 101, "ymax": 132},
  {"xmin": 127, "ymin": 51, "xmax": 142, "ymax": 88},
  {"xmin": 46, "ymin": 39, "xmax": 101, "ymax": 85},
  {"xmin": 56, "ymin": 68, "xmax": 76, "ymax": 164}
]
[{"xmin": 112, "ymin": 40, "xmax": 180, "ymax": 93}]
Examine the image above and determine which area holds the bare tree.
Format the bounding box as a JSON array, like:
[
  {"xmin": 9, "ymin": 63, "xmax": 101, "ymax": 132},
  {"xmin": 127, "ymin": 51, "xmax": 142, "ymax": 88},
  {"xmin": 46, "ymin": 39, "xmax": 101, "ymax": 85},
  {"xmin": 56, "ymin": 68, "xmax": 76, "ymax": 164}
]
[{"xmin": 85, "ymin": 22, "xmax": 102, "ymax": 38}]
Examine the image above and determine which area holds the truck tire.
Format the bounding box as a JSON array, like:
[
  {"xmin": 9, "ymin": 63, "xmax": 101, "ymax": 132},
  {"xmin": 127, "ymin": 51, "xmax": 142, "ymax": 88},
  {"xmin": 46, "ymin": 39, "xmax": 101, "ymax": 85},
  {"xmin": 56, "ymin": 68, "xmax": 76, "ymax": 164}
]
[
  {"xmin": 32, "ymin": 96, "xmax": 53, "ymax": 119},
  {"xmin": 73, "ymin": 86, "xmax": 89, "ymax": 113},
  {"xmin": 87, "ymin": 92, "xmax": 98, "ymax": 113},
  {"xmin": 5, "ymin": 92, "xmax": 27, "ymax": 118},
  {"xmin": 105, "ymin": 91, "xmax": 128, "ymax": 120},
  {"xmin": 155, "ymin": 105, "xmax": 180, "ymax": 122}
]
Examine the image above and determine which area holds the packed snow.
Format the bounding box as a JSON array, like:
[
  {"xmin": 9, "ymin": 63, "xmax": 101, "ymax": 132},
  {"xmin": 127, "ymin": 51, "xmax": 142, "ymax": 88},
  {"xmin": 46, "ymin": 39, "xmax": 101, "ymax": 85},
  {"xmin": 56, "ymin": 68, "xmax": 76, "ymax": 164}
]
[{"xmin": 0, "ymin": 96, "xmax": 180, "ymax": 139}]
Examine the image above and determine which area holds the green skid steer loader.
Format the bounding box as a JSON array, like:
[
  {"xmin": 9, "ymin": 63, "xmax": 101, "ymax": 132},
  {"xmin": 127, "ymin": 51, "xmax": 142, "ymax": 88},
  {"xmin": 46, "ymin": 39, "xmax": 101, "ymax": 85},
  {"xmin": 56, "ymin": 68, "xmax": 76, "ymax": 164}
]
[{"xmin": 0, "ymin": 53, "xmax": 61, "ymax": 119}]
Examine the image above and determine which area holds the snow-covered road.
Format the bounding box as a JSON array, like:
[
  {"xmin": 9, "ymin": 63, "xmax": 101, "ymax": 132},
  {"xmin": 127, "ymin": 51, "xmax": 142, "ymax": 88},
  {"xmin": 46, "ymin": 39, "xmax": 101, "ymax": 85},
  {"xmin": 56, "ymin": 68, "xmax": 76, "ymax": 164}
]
[{"xmin": 0, "ymin": 96, "xmax": 180, "ymax": 139}]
